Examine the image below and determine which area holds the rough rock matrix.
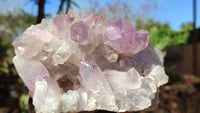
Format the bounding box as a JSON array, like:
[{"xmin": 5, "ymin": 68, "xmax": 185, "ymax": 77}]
[{"xmin": 12, "ymin": 11, "xmax": 168, "ymax": 113}]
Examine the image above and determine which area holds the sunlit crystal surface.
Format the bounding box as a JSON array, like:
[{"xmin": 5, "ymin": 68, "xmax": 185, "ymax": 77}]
[
  {"xmin": 70, "ymin": 22, "xmax": 91, "ymax": 45},
  {"xmin": 105, "ymin": 18, "xmax": 136, "ymax": 53},
  {"xmin": 12, "ymin": 11, "xmax": 168, "ymax": 113}
]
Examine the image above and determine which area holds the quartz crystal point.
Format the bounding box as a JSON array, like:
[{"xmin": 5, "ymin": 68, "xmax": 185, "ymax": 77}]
[
  {"xmin": 33, "ymin": 77, "xmax": 61, "ymax": 113},
  {"xmin": 12, "ymin": 11, "xmax": 168, "ymax": 113},
  {"xmin": 105, "ymin": 18, "xmax": 136, "ymax": 53},
  {"xmin": 105, "ymin": 18, "xmax": 149, "ymax": 55},
  {"xmin": 70, "ymin": 22, "xmax": 91, "ymax": 45},
  {"xmin": 13, "ymin": 56, "xmax": 49, "ymax": 95},
  {"xmin": 79, "ymin": 61, "xmax": 113, "ymax": 94},
  {"xmin": 79, "ymin": 61, "xmax": 118, "ymax": 110}
]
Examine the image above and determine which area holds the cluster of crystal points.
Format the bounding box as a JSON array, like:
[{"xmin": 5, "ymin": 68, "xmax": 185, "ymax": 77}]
[{"xmin": 13, "ymin": 11, "xmax": 168, "ymax": 113}]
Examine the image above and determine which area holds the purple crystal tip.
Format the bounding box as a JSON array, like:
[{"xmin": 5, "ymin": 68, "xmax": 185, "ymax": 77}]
[
  {"xmin": 70, "ymin": 22, "xmax": 91, "ymax": 45},
  {"xmin": 106, "ymin": 18, "xmax": 135, "ymax": 53},
  {"xmin": 105, "ymin": 18, "xmax": 149, "ymax": 55}
]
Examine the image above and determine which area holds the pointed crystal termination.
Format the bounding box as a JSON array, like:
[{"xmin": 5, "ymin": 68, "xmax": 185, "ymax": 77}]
[
  {"xmin": 79, "ymin": 61, "xmax": 113, "ymax": 94},
  {"xmin": 105, "ymin": 18, "xmax": 135, "ymax": 53},
  {"xmin": 53, "ymin": 14, "xmax": 69, "ymax": 31},
  {"xmin": 80, "ymin": 12, "xmax": 95, "ymax": 26},
  {"xmin": 12, "ymin": 34, "xmax": 43, "ymax": 57},
  {"xmin": 52, "ymin": 43, "xmax": 73, "ymax": 65},
  {"xmin": 125, "ymin": 30, "xmax": 149, "ymax": 55},
  {"xmin": 147, "ymin": 65, "xmax": 169, "ymax": 87},
  {"xmin": 33, "ymin": 77, "xmax": 61, "ymax": 113},
  {"xmin": 105, "ymin": 18, "xmax": 149, "ymax": 56},
  {"xmin": 70, "ymin": 22, "xmax": 91, "ymax": 45},
  {"xmin": 135, "ymin": 30, "xmax": 149, "ymax": 47},
  {"xmin": 13, "ymin": 56, "xmax": 49, "ymax": 95},
  {"xmin": 78, "ymin": 61, "xmax": 118, "ymax": 111},
  {"xmin": 104, "ymin": 67, "xmax": 142, "ymax": 91}
]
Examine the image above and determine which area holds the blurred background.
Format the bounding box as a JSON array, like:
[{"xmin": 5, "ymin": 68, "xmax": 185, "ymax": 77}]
[{"xmin": 0, "ymin": 0, "xmax": 200, "ymax": 113}]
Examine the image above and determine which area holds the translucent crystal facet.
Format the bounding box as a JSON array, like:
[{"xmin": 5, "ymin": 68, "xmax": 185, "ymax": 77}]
[
  {"xmin": 105, "ymin": 18, "xmax": 135, "ymax": 53},
  {"xmin": 70, "ymin": 22, "xmax": 91, "ymax": 45},
  {"xmin": 12, "ymin": 11, "xmax": 168, "ymax": 113},
  {"xmin": 79, "ymin": 61, "xmax": 113, "ymax": 94},
  {"xmin": 13, "ymin": 56, "xmax": 50, "ymax": 95}
]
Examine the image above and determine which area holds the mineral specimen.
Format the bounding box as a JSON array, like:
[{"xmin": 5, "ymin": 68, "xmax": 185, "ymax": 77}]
[{"xmin": 12, "ymin": 11, "xmax": 168, "ymax": 113}]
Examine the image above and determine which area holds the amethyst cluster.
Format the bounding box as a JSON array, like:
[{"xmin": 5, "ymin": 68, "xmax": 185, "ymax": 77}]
[{"xmin": 12, "ymin": 11, "xmax": 168, "ymax": 113}]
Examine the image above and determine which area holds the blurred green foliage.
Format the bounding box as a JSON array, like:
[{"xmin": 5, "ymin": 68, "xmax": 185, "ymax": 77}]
[
  {"xmin": 0, "ymin": 10, "xmax": 36, "ymax": 112},
  {"xmin": 19, "ymin": 94, "xmax": 30, "ymax": 113},
  {"xmin": 136, "ymin": 19, "xmax": 193, "ymax": 51}
]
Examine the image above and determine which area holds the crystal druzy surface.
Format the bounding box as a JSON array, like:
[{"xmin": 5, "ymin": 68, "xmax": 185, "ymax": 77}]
[{"xmin": 12, "ymin": 11, "xmax": 168, "ymax": 113}]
